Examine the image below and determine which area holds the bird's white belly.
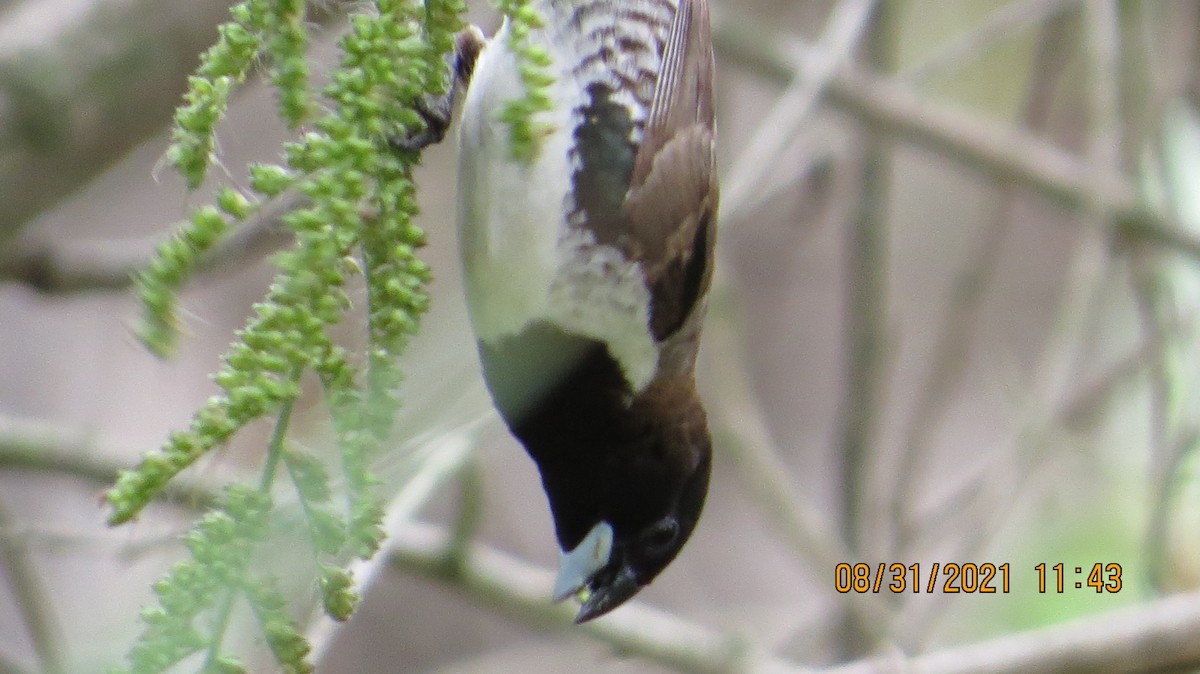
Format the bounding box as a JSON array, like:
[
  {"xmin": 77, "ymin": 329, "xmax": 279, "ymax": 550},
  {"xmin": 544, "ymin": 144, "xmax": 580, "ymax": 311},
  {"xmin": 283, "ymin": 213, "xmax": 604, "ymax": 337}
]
[{"xmin": 456, "ymin": 25, "xmax": 658, "ymax": 391}]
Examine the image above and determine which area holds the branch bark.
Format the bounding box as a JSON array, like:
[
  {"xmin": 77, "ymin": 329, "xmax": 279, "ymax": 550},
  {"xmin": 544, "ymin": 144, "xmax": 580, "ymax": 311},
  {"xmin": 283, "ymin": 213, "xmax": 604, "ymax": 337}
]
[{"xmin": 391, "ymin": 519, "xmax": 1200, "ymax": 674}]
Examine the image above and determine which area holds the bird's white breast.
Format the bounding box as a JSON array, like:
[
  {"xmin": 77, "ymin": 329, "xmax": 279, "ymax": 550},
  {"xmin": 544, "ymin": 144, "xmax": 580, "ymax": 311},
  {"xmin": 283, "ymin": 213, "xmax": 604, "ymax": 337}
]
[{"xmin": 456, "ymin": 13, "xmax": 666, "ymax": 392}]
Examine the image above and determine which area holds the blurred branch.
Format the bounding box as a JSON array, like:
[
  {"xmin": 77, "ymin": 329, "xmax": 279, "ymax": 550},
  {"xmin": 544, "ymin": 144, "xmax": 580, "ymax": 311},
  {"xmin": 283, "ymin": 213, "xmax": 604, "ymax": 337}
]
[
  {"xmin": 0, "ymin": 413, "xmax": 218, "ymax": 508},
  {"xmin": 831, "ymin": 2, "xmax": 898, "ymax": 660},
  {"xmin": 705, "ymin": 288, "xmax": 893, "ymax": 639},
  {"xmin": 889, "ymin": 11, "xmax": 1076, "ymax": 561},
  {"xmin": 0, "ymin": 0, "xmax": 345, "ymax": 249},
  {"xmin": 0, "ymin": 498, "xmax": 64, "ymax": 674},
  {"xmin": 899, "ymin": 0, "xmax": 1079, "ymax": 83},
  {"xmin": 0, "ymin": 186, "xmax": 303, "ymax": 292},
  {"xmin": 901, "ymin": 325, "xmax": 1166, "ymax": 563},
  {"xmin": 0, "ymin": 653, "xmax": 31, "ymax": 674},
  {"xmin": 391, "ymin": 518, "xmax": 1200, "ymax": 674},
  {"xmin": 836, "ymin": 0, "xmax": 892, "ymax": 562},
  {"xmin": 721, "ymin": 0, "xmax": 878, "ymax": 217},
  {"xmin": 1083, "ymin": 0, "xmax": 1121, "ymax": 185},
  {"xmin": 828, "ymin": 589, "xmax": 1200, "ymax": 674},
  {"xmin": 389, "ymin": 520, "xmax": 783, "ymax": 674},
  {"xmin": 711, "ymin": 8, "xmax": 1200, "ymax": 262},
  {"xmin": 0, "ymin": 0, "xmax": 234, "ymax": 242}
]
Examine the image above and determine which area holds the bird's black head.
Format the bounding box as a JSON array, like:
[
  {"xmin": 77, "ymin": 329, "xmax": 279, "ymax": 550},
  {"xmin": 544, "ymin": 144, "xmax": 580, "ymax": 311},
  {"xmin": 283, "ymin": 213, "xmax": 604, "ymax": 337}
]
[
  {"xmin": 480, "ymin": 324, "xmax": 713, "ymax": 622},
  {"xmin": 565, "ymin": 434, "xmax": 711, "ymax": 623},
  {"xmin": 535, "ymin": 373, "xmax": 713, "ymax": 623}
]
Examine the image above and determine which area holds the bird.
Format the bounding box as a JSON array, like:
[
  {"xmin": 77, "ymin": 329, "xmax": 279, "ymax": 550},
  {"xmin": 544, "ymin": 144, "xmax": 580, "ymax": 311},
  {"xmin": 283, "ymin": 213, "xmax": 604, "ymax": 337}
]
[{"xmin": 454, "ymin": 0, "xmax": 717, "ymax": 623}]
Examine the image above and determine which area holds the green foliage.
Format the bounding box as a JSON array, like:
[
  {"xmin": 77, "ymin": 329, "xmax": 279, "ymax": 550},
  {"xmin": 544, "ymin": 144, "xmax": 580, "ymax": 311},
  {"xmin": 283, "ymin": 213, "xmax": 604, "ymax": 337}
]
[
  {"xmin": 107, "ymin": 0, "xmax": 483, "ymax": 672},
  {"xmin": 245, "ymin": 577, "xmax": 313, "ymax": 673},
  {"xmin": 317, "ymin": 564, "xmax": 358, "ymax": 621},
  {"xmin": 495, "ymin": 0, "xmax": 555, "ymax": 163},
  {"xmin": 115, "ymin": 486, "xmax": 272, "ymax": 674},
  {"xmin": 133, "ymin": 205, "xmax": 232, "ymax": 357}
]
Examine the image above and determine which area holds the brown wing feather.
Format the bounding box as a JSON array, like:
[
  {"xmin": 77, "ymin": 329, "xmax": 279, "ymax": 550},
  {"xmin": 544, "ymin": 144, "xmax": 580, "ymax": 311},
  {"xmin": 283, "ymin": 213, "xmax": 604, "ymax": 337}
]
[{"xmin": 625, "ymin": 0, "xmax": 717, "ymax": 342}]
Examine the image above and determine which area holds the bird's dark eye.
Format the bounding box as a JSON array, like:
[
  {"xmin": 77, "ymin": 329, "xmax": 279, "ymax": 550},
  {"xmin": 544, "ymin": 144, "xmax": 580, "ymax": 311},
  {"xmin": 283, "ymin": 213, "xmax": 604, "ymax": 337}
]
[{"xmin": 641, "ymin": 518, "xmax": 679, "ymax": 557}]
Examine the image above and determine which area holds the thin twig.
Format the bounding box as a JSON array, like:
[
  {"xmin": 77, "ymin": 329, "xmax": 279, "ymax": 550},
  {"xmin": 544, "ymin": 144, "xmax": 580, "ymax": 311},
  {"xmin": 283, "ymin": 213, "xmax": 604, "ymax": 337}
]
[
  {"xmin": 889, "ymin": 9, "xmax": 1075, "ymax": 558},
  {"xmin": 721, "ymin": 0, "xmax": 879, "ymax": 218},
  {"xmin": 0, "ymin": 498, "xmax": 65, "ymax": 674},
  {"xmin": 1083, "ymin": 0, "xmax": 1122, "ymax": 186},
  {"xmin": 1056, "ymin": 328, "xmax": 1170, "ymax": 433},
  {"xmin": 1129, "ymin": 258, "xmax": 1180, "ymax": 590},
  {"xmin": 899, "ymin": 0, "xmax": 1079, "ymax": 83},
  {"xmin": 704, "ymin": 287, "xmax": 893, "ymax": 640},
  {"xmin": 832, "ymin": 159, "xmax": 889, "ymax": 650},
  {"xmin": 898, "ymin": 320, "xmax": 1169, "ymax": 561},
  {"xmin": 710, "ymin": 11, "xmax": 1200, "ymax": 262},
  {"xmin": 837, "ymin": 0, "xmax": 894, "ymax": 560},
  {"xmin": 895, "ymin": 0, "xmax": 1125, "ymax": 644},
  {"xmin": 0, "ymin": 187, "xmax": 304, "ymax": 293},
  {"xmin": 0, "ymin": 413, "xmax": 220, "ymax": 508}
]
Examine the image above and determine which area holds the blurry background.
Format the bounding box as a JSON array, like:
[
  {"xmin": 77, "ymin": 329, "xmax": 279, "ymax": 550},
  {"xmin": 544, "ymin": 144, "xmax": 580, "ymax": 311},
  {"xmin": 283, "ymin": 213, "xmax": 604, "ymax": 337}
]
[{"xmin": 2, "ymin": 0, "xmax": 1200, "ymax": 672}]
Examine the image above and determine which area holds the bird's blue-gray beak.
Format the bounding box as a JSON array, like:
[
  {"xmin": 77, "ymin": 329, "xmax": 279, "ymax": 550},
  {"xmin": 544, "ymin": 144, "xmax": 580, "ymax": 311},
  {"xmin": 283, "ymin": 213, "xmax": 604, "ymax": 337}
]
[
  {"xmin": 552, "ymin": 521, "xmax": 643, "ymax": 623},
  {"xmin": 553, "ymin": 521, "xmax": 613, "ymax": 602}
]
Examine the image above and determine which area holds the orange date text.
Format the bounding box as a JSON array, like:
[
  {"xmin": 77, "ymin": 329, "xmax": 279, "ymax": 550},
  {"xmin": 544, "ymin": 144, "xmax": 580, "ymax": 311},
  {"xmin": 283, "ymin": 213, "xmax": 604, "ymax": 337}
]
[{"xmin": 833, "ymin": 562, "xmax": 1011, "ymax": 594}]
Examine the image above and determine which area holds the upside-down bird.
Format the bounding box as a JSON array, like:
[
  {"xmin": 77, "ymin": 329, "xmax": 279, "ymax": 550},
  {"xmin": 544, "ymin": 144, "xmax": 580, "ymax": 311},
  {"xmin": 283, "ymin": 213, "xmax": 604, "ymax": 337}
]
[{"xmin": 453, "ymin": 0, "xmax": 717, "ymax": 622}]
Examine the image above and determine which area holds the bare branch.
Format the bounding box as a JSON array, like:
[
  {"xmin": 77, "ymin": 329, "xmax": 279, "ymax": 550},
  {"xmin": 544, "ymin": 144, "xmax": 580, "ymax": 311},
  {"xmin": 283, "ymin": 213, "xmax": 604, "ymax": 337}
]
[
  {"xmin": 721, "ymin": 0, "xmax": 878, "ymax": 217},
  {"xmin": 0, "ymin": 0, "xmax": 345, "ymax": 248},
  {"xmin": 889, "ymin": 11, "xmax": 1076, "ymax": 560},
  {"xmin": 835, "ymin": 0, "xmax": 896, "ymax": 564},
  {"xmin": 711, "ymin": 10, "xmax": 1200, "ymax": 262},
  {"xmin": 900, "ymin": 0, "xmax": 1080, "ymax": 83},
  {"xmin": 0, "ymin": 0, "xmax": 235, "ymax": 241},
  {"xmin": 391, "ymin": 518, "xmax": 1200, "ymax": 674},
  {"xmin": 0, "ymin": 498, "xmax": 65, "ymax": 674},
  {"xmin": 388, "ymin": 520, "xmax": 797, "ymax": 674},
  {"xmin": 0, "ymin": 413, "xmax": 218, "ymax": 508},
  {"xmin": 0, "ymin": 186, "xmax": 304, "ymax": 292}
]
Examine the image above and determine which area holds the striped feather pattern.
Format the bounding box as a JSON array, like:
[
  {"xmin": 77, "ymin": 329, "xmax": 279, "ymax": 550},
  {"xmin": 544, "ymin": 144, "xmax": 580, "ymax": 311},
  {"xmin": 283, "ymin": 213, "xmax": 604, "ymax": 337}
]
[{"xmin": 545, "ymin": 0, "xmax": 679, "ymax": 142}]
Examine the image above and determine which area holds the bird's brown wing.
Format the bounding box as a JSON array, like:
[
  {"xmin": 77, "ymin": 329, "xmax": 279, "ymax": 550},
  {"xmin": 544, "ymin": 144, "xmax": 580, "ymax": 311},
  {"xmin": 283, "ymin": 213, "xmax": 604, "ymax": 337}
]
[{"xmin": 624, "ymin": 0, "xmax": 718, "ymax": 342}]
